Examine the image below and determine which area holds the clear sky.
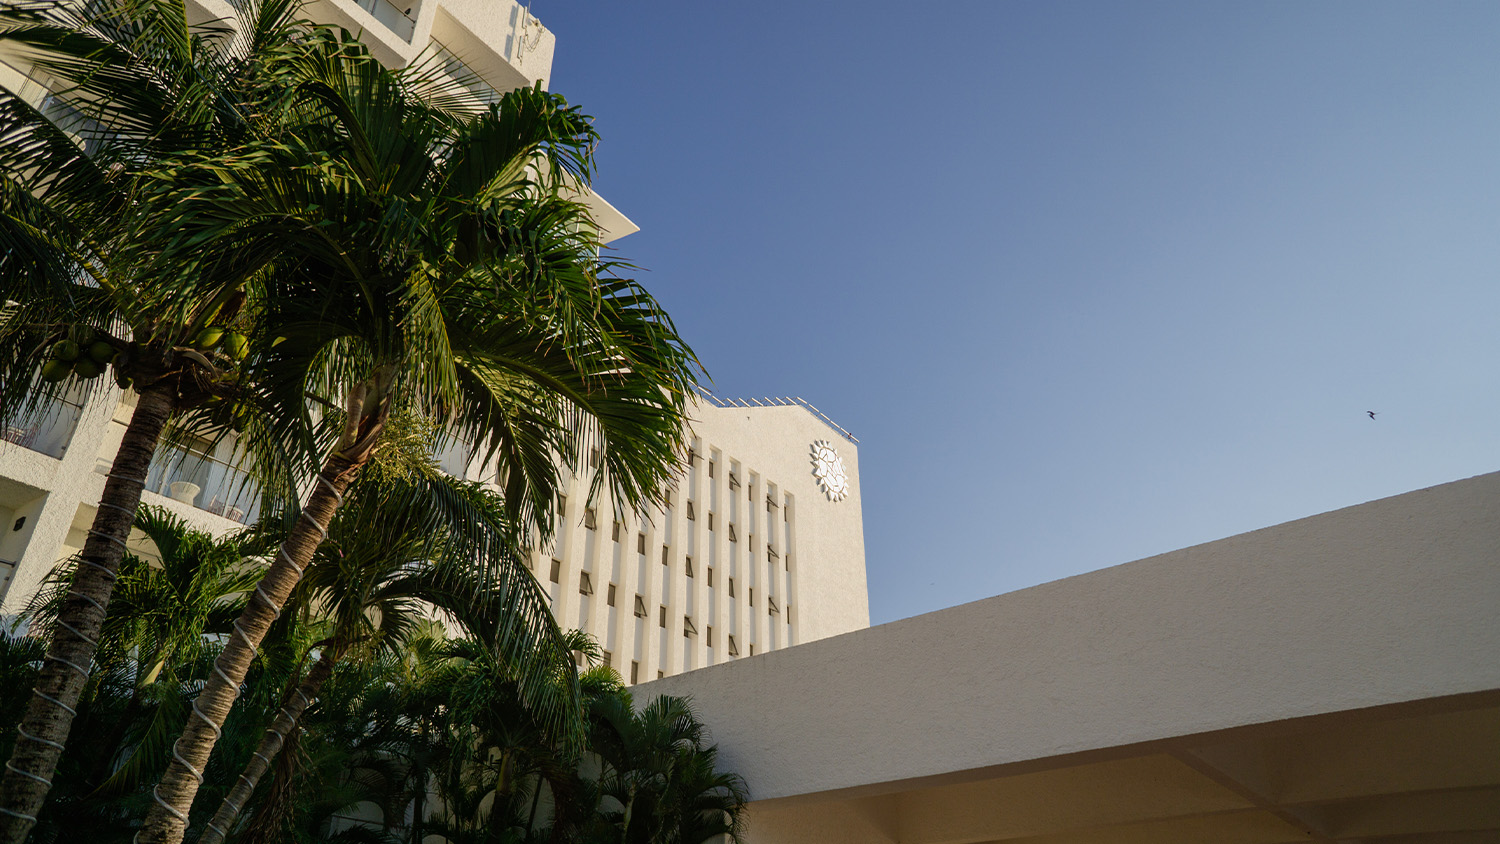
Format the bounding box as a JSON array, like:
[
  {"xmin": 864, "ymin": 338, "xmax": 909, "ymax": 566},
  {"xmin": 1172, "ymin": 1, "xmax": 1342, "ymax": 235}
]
[{"xmin": 533, "ymin": 2, "xmax": 1500, "ymax": 625}]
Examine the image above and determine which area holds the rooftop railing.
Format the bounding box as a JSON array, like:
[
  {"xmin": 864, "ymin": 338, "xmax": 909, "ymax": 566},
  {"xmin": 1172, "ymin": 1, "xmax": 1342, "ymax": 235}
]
[{"xmin": 696, "ymin": 388, "xmax": 859, "ymax": 444}]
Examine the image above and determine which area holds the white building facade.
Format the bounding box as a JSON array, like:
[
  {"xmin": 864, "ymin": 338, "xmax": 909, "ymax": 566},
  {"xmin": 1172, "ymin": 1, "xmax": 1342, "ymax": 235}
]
[
  {"xmin": 533, "ymin": 396, "xmax": 869, "ymax": 683},
  {"xmin": 0, "ymin": 0, "xmax": 871, "ymax": 681}
]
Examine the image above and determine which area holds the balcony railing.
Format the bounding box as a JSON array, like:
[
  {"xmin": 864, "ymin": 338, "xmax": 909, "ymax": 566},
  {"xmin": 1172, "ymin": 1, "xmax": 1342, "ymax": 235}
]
[
  {"xmin": 433, "ymin": 41, "xmax": 501, "ymax": 107},
  {"xmin": 142, "ymin": 444, "xmax": 262, "ymax": 525},
  {"xmin": 1, "ymin": 396, "xmax": 85, "ymax": 459},
  {"xmin": 355, "ymin": 0, "xmax": 416, "ymax": 41}
]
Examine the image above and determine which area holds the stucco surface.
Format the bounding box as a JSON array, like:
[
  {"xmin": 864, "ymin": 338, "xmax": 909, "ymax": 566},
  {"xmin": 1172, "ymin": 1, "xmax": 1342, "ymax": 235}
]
[{"xmin": 636, "ymin": 471, "xmax": 1500, "ymax": 803}]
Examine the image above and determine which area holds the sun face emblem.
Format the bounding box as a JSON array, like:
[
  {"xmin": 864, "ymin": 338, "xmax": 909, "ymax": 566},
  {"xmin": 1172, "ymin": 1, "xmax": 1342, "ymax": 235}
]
[{"xmin": 810, "ymin": 440, "xmax": 849, "ymax": 502}]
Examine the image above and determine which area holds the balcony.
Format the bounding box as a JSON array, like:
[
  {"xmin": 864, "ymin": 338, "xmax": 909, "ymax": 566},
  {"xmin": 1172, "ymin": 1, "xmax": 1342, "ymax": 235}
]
[
  {"xmin": 1, "ymin": 395, "xmax": 85, "ymax": 460},
  {"xmin": 353, "ymin": 0, "xmax": 416, "ymax": 41},
  {"xmin": 433, "ymin": 40, "xmax": 502, "ymax": 107},
  {"xmin": 140, "ymin": 443, "xmax": 262, "ymax": 525}
]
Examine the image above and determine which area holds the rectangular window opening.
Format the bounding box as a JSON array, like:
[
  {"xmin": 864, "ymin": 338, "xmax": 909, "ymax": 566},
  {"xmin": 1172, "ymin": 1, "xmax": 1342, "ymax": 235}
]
[
  {"xmin": 633, "ymin": 596, "xmax": 647, "ymax": 618},
  {"xmin": 579, "ymin": 571, "xmax": 593, "ymax": 595},
  {"xmin": 607, "ymin": 583, "xmax": 616, "ymax": 607},
  {"xmin": 549, "ymin": 558, "xmax": 561, "ymax": 583},
  {"xmin": 658, "ymin": 605, "xmax": 667, "ymax": 628},
  {"xmin": 686, "ymin": 500, "xmax": 696, "ymax": 521},
  {"xmin": 728, "ymin": 635, "xmax": 739, "ymax": 656},
  {"xmin": 706, "ymin": 567, "xmax": 714, "ymax": 587},
  {"xmin": 584, "ymin": 508, "xmax": 597, "ymax": 530},
  {"xmin": 683, "ymin": 616, "xmax": 697, "ymax": 636},
  {"xmin": 685, "ymin": 557, "xmax": 695, "ymax": 578},
  {"xmin": 661, "ymin": 545, "xmax": 670, "ymax": 566},
  {"xmin": 637, "ymin": 534, "xmax": 646, "ymax": 554},
  {"xmin": 630, "ymin": 660, "xmax": 639, "ymax": 684}
]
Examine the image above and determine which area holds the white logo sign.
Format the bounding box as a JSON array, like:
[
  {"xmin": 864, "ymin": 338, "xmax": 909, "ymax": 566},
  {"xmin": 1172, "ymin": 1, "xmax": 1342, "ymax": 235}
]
[{"xmin": 810, "ymin": 440, "xmax": 849, "ymax": 502}]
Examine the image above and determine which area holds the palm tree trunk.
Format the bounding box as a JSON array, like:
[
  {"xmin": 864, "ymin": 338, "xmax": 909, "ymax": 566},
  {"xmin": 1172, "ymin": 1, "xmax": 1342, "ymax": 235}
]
[
  {"xmin": 199, "ymin": 648, "xmax": 340, "ymax": 844},
  {"xmin": 0, "ymin": 381, "xmax": 176, "ymax": 844},
  {"xmin": 137, "ymin": 453, "xmax": 357, "ymax": 844}
]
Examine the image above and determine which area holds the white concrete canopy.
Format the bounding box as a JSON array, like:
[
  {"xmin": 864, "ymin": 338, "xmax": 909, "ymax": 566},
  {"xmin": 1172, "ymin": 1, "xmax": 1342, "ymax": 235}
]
[{"xmin": 637, "ymin": 472, "xmax": 1500, "ymax": 843}]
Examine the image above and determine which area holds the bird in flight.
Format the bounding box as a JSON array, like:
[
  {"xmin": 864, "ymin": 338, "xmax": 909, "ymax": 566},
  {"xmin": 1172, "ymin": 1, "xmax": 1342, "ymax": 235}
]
[{"xmin": 1367, "ymin": 411, "xmax": 1378, "ymax": 420}]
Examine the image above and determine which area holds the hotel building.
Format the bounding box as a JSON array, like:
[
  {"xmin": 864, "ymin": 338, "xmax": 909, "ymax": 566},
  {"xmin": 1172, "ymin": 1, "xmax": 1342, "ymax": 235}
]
[{"xmin": 0, "ymin": 0, "xmax": 871, "ymax": 680}]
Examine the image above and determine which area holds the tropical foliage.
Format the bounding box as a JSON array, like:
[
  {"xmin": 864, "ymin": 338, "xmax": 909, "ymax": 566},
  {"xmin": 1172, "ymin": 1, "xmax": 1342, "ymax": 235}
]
[{"xmin": 0, "ymin": 0, "xmax": 703, "ymax": 839}]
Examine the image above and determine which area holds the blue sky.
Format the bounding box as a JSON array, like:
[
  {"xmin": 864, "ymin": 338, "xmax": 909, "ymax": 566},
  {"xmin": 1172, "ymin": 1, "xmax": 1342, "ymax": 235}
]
[{"xmin": 534, "ymin": 2, "xmax": 1500, "ymax": 625}]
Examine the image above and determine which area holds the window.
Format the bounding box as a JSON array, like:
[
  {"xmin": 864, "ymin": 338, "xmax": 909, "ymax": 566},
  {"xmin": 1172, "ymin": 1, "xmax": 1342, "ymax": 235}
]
[
  {"xmin": 683, "ymin": 616, "xmax": 697, "ymax": 636},
  {"xmin": 749, "ymin": 644, "xmax": 755, "ymax": 656},
  {"xmin": 685, "ymin": 557, "xmax": 695, "ymax": 578},
  {"xmin": 612, "ymin": 520, "xmax": 621, "ymax": 541},
  {"xmin": 630, "ymin": 660, "xmax": 639, "ymax": 684},
  {"xmin": 709, "ymin": 461, "xmax": 715, "ymax": 478},
  {"xmin": 706, "ymin": 567, "xmax": 714, "ymax": 587},
  {"xmin": 607, "ymin": 583, "xmax": 616, "ymax": 606},
  {"xmin": 661, "ymin": 545, "xmax": 670, "ymax": 566},
  {"xmin": 557, "ymin": 494, "xmax": 567, "ymax": 514},
  {"xmin": 603, "ymin": 650, "xmax": 613, "ymax": 668},
  {"xmin": 728, "ymin": 523, "xmax": 737, "ymax": 542},
  {"xmin": 706, "ymin": 626, "xmax": 714, "ymax": 648},
  {"xmin": 708, "ymin": 512, "xmax": 715, "ymax": 531},
  {"xmin": 579, "ymin": 571, "xmax": 594, "ymax": 595},
  {"xmin": 767, "ymin": 495, "xmax": 776, "ymax": 512},
  {"xmin": 637, "ymin": 534, "xmax": 646, "ymax": 554},
  {"xmin": 749, "ymin": 534, "xmax": 756, "ymax": 552},
  {"xmin": 549, "ymin": 559, "xmax": 561, "ymax": 583},
  {"xmin": 658, "ymin": 605, "xmax": 667, "ymax": 628},
  {"xmin": 728, "ymin": 635, "xmax": 739, "ymax": 656},
  {"xmin": 688, "ymin": 448, "xmax": 698, "ymax": 464},
  {"xmin": 768, "ymin": 544, "xmax": 779, "ymax": 559},
  {"xmin": 633, "ymin": 596, "xmax": 647, "ymax": 618},
  {"xmin": 584, "ymin": 508, "xmax": 597, "ymax": 530},
  {"xmin": 657, "ymin": 670, "xmax": 665, "ymax": 679},
  {"xmin": 589, "ymin": 447, "xmax": 600, "ymax": 468},
  {"xmin": 768, "ymin": 595, "xmax": 780, "ymax": 615},
  {"xmin": 686, "ymin": 500, "xmax": 696, "ymax": 520},
  {"xmin": 729, "ymin": 472, "xmax": 740, "ymax": 489},
  {"xmin": 749, "ymin": 587, "xmax": 755, "ymax": 606},
  {"xmin": 728, "ymin": 578, "xmax": 736, "ymax": 598}
]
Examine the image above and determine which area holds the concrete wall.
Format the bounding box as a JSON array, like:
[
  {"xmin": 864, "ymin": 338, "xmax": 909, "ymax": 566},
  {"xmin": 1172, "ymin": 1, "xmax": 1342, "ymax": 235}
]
[{"xmin": 635, "ymin": 470, "xmax": 1500, "ymax": 803}]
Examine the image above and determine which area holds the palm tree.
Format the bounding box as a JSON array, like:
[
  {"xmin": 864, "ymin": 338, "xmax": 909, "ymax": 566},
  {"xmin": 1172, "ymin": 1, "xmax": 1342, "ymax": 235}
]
[
  {"xmin": 21, "ymin": 507, "xmax": 267, "ymax": 794},
  {"xmin": 0, "ymin": 0, "xmax": 315, "ymax": 832},
  {"xmin": 7, "ymin": 508, "xmax": 270, "ymax": 841},
  {"xmin": 134, "ymin": 34, "xmax": 698, "ymax": 843},
  {"xmin": 584, "ymin": 694, "xmax": 748, "ymax": 844},
  {"xmin": 200, "ymin": 469, "xmax": 573, "ymax": 844}
]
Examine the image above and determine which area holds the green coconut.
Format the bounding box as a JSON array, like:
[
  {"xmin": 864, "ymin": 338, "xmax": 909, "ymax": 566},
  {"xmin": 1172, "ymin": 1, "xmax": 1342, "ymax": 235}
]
[
  {"xmin": 40, "ymin": 359, "xmax": 72, "ymax": 382},
  {"xmin": 193, "ymin": 327, "xmax": 225, "ymax": 349},
  {"xmin": 88, "ymin": 340, "xmax": 116, "ymax": 364},
  {"xmin": 73, "ymin": 358, "xmax": 102, "ymax": 379},
  {"xmin": 115, "ymin": 372, "xmax": 133, "ymax": 390},
  {"xmin": 221, "ymin": 332, "xmax": 249, "ymax": 361},
  {"xmin": 50, "ymin": 339, "xmax": 80, "ymax": 362}
]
